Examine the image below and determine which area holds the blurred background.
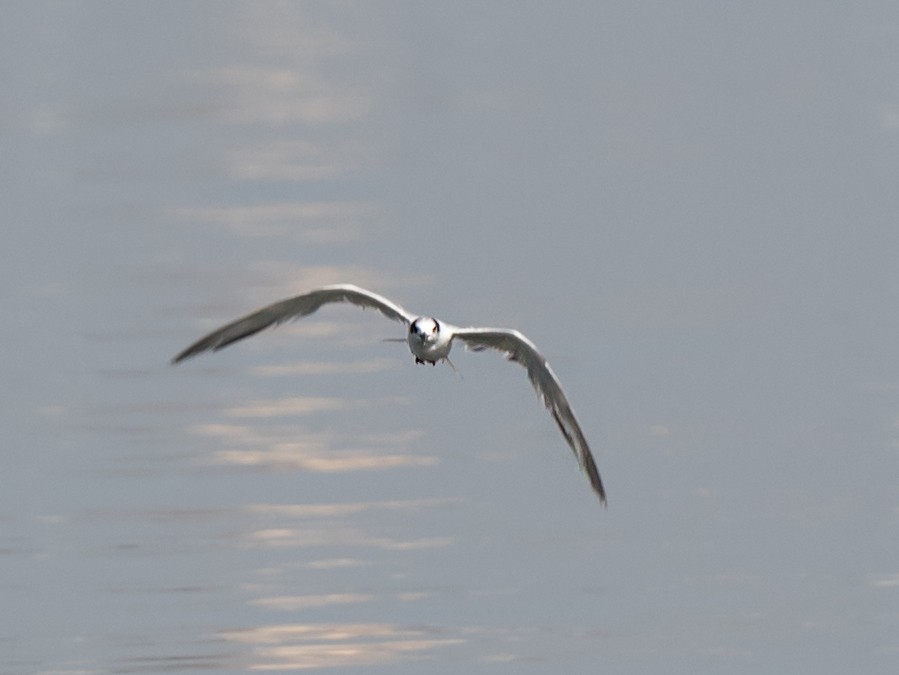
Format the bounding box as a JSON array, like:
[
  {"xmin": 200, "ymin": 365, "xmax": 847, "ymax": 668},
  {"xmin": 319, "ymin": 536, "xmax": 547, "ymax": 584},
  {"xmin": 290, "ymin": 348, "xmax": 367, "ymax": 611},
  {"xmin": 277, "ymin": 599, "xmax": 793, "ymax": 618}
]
[{"xmin": 2, "ymin": 1, "xmax": 897, "ymax": 673}]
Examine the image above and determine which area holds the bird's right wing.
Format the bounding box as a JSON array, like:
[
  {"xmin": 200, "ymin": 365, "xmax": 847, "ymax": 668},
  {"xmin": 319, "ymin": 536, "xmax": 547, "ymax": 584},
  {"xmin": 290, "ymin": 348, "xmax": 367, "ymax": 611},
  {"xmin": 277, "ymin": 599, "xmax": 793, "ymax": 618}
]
[
  {"xmin": 172, "ymin": 284, "xmax": 416, "ymax": 363},
  {"xmin": 452, "ymin": 327, "xmax": 606, "ymax": 504}
]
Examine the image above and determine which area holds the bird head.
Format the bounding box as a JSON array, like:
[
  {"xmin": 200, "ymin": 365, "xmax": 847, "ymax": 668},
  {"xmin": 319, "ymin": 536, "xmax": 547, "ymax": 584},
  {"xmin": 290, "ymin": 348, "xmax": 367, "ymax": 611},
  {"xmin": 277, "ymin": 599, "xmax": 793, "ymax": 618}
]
[{"xmin": 410, "ymin": 317, "xmax": 440, "ymax": 343}]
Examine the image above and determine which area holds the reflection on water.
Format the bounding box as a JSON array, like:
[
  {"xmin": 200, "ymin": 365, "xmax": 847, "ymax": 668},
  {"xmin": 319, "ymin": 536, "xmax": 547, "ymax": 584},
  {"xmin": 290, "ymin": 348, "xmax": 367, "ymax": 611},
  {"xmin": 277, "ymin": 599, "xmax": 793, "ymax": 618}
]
[
  {"xmin": 251, "ymin": 357, "xmax": 395, "ymax": 377},
  {"xmin": 173, "ymin": 202, "xmax": 381, "ymax": 242},
  {"xmin": 221, "ymin": 623, "xmax": 465, "ymax": 671},
  {"xmin": 240, "ymin": 499, "xmax": 456, "ymax": 551},
  {"xmin": 223, "ymin": 395, "xmax": 405, "ymax": 418},
  {"xmin": 21, "ymin": 496, "xmax": 470, "ymax": 672},
  {"xmin": 192, "ymin": 419, "xmax": 436, "ymax": 473},
  {"xmin": 220, "ymin": 499, "xmax": 462, "ymax": 670},
  {"xmin": 9, "ymin": 1, "xmax": 898, "ymax": 672},
  {"xmin": 191, "ymin": 63, "xmax": 374, "ymax": 126},
  {"xmin": 4, "ymin": 3, "xmax": 471, "ymax": 668}
]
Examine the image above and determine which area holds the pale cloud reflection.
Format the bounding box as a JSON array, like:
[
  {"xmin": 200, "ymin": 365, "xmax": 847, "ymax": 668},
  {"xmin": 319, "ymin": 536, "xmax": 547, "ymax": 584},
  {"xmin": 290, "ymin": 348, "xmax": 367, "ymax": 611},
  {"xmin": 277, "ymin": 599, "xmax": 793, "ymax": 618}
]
[
  {"xmin": 251, "ymin": 593, "xmax": 374, "ymax": 611},
  {"xmin": 227, "ymin": 139, "xmax": 375, "ymax": 182},
  {"xmin": 304, "ymin": 558, "xmax": 368, "ymax": 570},
  {"xmin": 220, "ymin": 623, "xmax": 464, "ymax": 671},
  {"xmin": 193, "ymin": 65, "xmax": 371, "ymax": 126},
  {"xmin": 251, "ymin": 357, "xmax": 394, "ymax": 377},
  {"xmin": 239, "ymin": 263, "xmax": 422, "ymax": 303},
  {"xmin": 877, "ymin": 103, "xmax": 899, "ymax": 132},
  {"xmin": 213, "ymin": 2, "xmax": 382, "ymax": 118},
  {"xmin": 26, "ymin": 105, "xmax": 68, "ymax": 136},
  {"xmin": 192, "ymin": 423, "xmax": 434, "ymax": 473},
  {"xmin": 224, "ymin": 395, "xmax": 408, "ymax": 419},
  {"xmin": 246, "ymin": 498, "xmax": 456, "ymax": 519},
  {"xmin": 869, "ymin": 573, "xmax": 899, "ymax": 588},
  {"xmin": 216, "ymin": 449, "xmax": 436, "ymax": 473},
  {"xmin": 173, "ymin": 201, "xmax": 380, "ymax": 241},
  {"xmin": 224, "ymin": 396, "xmax": 350, "ymax": 418},
  {"xmin": 226, "ymin": 3, "xmax": 366, "ymax": 59},
  {"xmin": 238, "ymin": 499, "xmax": 455, "ymax": 551},
  {"xmin": 178, "ymin": 3, "xmax": 387, "ymax": 199},
  {"xmin": 241, "ymin": 526, "xmax": 453, "ymax": 552}
]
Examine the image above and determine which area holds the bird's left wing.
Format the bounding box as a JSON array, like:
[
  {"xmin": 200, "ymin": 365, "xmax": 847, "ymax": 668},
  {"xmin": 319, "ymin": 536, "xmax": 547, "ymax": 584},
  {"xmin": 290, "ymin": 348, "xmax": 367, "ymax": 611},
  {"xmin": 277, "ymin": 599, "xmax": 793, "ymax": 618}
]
[
  {"xmin": 451, "ymin": 327, "xmax": 606, "ymax": 504},
  {"xmin": 172, "ymin": 284, "xmax": 416, "ymax": 364}
]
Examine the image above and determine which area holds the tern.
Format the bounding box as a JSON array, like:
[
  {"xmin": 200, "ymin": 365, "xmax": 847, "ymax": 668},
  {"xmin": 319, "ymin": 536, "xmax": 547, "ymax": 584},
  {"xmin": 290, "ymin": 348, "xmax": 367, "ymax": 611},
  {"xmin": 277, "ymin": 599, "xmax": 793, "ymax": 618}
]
[{"xmin": 172, "ymin": 283, "xmax": 606, "ymax": 504}]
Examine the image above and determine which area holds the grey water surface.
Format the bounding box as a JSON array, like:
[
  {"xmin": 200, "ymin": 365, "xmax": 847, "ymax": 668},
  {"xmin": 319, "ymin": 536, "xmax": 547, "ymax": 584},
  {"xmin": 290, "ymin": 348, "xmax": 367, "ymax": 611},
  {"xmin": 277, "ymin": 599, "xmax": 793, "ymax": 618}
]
[{"xmin": 2, "ymin": 2, "xmax": 898, "ymax": 673}]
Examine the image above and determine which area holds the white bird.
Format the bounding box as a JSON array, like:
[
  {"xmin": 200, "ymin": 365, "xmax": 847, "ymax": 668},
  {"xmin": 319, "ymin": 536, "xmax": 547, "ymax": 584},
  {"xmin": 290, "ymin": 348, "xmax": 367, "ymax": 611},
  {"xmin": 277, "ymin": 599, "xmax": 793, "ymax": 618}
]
[{"xmin": 172, "ymin": 283, "xmax": 606, "ymax": 504}]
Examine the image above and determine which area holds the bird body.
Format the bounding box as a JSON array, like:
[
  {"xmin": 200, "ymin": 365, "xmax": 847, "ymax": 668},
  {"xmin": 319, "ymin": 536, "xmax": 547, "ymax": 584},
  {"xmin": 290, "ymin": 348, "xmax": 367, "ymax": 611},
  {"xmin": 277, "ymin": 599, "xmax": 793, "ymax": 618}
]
[
  {"xmin": 173, "ymin": 284, "xmax": 606, "ymax": 504},
  {"xmin": 408, "ymin": 317, "xmax": 453, "ymax": 364}
]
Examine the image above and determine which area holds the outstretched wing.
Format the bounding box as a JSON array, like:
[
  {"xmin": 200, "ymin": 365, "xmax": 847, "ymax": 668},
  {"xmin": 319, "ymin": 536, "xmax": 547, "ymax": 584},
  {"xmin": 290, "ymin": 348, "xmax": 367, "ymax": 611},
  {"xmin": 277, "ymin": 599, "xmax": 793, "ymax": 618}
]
[
  {"xmin": 451, "ymin": 327, "xmax": 606, "ymax": 504},
  {"xmin": 172, "ymin": 284, "xmax": 416, "ymax": 364}
]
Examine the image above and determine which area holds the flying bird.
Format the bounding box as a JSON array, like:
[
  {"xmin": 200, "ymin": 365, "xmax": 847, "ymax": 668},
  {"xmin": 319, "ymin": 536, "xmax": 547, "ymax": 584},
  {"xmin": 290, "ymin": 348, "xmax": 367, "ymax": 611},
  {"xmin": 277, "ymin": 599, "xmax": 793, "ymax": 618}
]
[{"xmin": 172, "ymin": 283, "xmax": 606, "ymax": 504}]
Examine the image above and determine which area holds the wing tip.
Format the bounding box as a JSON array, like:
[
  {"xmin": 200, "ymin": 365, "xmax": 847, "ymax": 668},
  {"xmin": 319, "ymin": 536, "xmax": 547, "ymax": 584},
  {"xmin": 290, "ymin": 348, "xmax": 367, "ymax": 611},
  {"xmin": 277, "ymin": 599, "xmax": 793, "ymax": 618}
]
[
  {"xmin": 588, "ymin": 468, "xmax": 607, "ymax": 507},
  {"xmin": 170, "ymin": 348, "xmax": 196, "ymax": 365},
  {"xmin": 170, "ymin": 348, "xmax": 190, "ymax": 365}
]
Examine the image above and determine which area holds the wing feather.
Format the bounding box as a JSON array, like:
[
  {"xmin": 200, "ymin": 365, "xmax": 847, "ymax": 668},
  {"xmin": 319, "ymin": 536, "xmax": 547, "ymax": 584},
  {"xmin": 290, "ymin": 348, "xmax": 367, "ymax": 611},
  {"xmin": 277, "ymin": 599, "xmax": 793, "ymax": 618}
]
[
  {"xmin": 172, "ymin": 284, "xmax": 415, "ymax": 364},
  {"xmin": 452, "ymin": 327, "xmax": 606, "ymax": 504}
]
